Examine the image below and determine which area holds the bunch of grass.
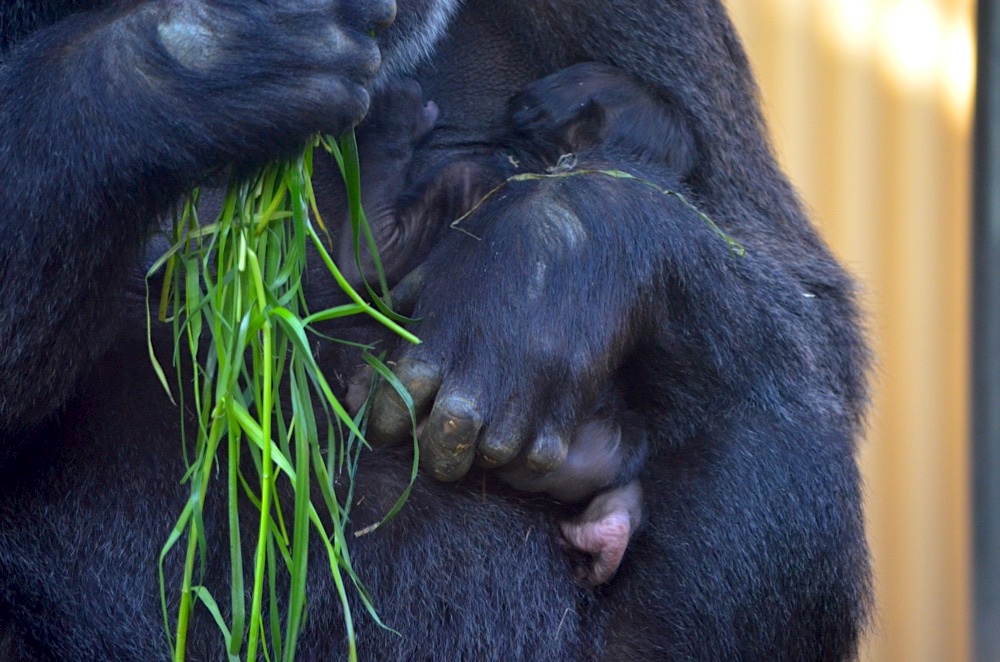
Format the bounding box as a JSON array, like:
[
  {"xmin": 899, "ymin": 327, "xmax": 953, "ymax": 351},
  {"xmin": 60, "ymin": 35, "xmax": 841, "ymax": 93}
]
[{"xmin": 147, "ymin": 133, "xmax": 418, "ymax": 662}]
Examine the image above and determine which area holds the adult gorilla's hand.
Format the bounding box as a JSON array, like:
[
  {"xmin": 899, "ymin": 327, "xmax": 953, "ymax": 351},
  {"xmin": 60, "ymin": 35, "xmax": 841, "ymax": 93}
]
[
  {"xmin": 367, "ymin": 178, "xmax": 652, "ymax": 482},
  {"xmin": 148, "ymin": 0, "xmax": 396, "ymax": 168},
  {"xmin": 0, "ymin": 0, "xmax": 457, "ymax": 440}
]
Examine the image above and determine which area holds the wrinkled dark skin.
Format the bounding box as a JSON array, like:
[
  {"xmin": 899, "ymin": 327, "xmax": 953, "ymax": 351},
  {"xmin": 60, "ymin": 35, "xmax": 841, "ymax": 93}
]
[{"xmin": 0, "ymin": 0, "xmax": 872, "ymax": 659}]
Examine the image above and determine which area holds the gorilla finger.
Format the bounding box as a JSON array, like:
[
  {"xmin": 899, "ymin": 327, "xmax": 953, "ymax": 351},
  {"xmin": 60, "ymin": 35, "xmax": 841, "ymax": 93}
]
[
  {"xmin": 475, "ymin": 411, "xmax": 530, "ymax": 468},
  {"xmin": 222, "ymin": 75, "xmax": 371, "ymax": 165},
  {"xmin": 525, "ymin": 429, "xmax": 570, "ymax": 473},
  {"xmin": 420, "ymin": 391, "xmax": 484, "ymax": 481},
  {"xmin": 497, "ymin": 419, "xmax": 628, "ymax": 500},
  {"xmin": 387, "ymin": 264, "xmax": 427, "ymax": 317},
  {"xmin": 345, "ymin": 365, "xmax": 375, "ymax": 415},
  {"xmin": 295, "ymin": 73, "xmax": 373, "ymax": 134},
  {"xmin": 367, "ymin": 358, "xmax": 442, "ymax": 445}
]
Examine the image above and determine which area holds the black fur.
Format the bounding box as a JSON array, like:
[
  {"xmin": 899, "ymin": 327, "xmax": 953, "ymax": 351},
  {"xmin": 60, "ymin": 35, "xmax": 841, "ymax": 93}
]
[
  {"xmin": 0, "ymin": 1, "xmax": 871, "ymax": 660},
  {"xmin": 372, "ymin": 0, "xmax": 872, "ymax": 657},
  {"xmin": 348, "ymin": 63, "xmax": 690, "ymax": 504}
]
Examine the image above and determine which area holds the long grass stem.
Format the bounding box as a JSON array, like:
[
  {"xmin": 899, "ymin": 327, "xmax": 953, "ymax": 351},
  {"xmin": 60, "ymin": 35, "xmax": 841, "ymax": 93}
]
[{"xmin": 152, "ymin": 138, "xmax": 419, "ymax": 661}]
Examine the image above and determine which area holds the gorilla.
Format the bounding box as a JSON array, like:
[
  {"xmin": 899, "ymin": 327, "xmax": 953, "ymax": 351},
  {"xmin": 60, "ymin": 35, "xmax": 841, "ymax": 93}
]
[
  {"xmin": 339, "ymin": 62, "xmax": 703, "ymax": 584},
  {"xmin": 0, "ymin": 1, "xmax": 872, "ymax": 660}
]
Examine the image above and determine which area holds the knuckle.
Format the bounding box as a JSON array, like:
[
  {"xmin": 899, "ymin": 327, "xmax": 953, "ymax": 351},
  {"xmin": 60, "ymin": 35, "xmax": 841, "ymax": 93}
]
[
  {"xmin": 157, "ymin": 5, "xmax": 218, "ymax": 71},
  {"xmin": 427, "ymin": 393, "xmax": 483, "ymax": 449},
  {"xmin": 393, "ymin": 357, "xmax": 443, "ymax": 403},
  {"xmin": 477, "ymin": 431, "xmax": 522, "ymax": 467},
  {"xmin": 367, "ymin": 357, "xmax": 442, "ymax": 444},
  {"xmin": 525, "ymin": 432, "xmax": 569, "ymax": 473},
  {"xmin": 434, "ymin": 391, "xmax": 483, "ymax": 427},
  {"xmin": 422, "ymin": 392, "xmax": 483, "ymax": 481},
  {"xmin": 367, "ymin": 382, "xmax": 412, "ymax": 445}
]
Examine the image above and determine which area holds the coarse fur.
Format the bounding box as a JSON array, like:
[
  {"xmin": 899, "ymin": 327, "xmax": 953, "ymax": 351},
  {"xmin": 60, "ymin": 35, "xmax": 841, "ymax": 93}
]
[
  {"xmin": 0, "ymin": 1, "xmax": 872, "ymax": 660},
  {"xmin": 395, "ymin": 3, "xmax": 872, "ymax": 657}
]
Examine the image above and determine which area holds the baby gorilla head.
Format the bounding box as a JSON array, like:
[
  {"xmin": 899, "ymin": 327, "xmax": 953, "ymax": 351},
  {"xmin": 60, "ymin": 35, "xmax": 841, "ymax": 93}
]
[{"xmin": 507, "ymin": 61, "xmax": 698, "ymax": 177}]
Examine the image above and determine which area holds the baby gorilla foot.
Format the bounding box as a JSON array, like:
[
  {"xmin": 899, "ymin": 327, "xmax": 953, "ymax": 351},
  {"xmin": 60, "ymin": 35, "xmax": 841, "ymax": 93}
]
[
  {"xmin": 496, "ymin": 400, "xmax": 648, "ymax": 586},
  {"xmin": 560, "ymin": 481, "xmax": 643, "ymax": 586}
]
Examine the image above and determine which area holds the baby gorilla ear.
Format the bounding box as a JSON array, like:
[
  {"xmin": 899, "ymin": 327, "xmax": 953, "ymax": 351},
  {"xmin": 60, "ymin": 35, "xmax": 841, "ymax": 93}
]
[
  {"xmin": 508, "ymin": 93, "xmax": 608, "ymax": 165},
  {"xmin": 554, "ymin": 100, "xmax": 607, "ymax": 157}
]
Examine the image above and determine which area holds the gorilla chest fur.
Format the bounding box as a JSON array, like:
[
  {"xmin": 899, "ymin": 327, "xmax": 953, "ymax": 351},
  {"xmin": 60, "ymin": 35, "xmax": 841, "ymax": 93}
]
[{"xmin": 411, "ymin": 0, "xmax": 549, "ymax": 154}]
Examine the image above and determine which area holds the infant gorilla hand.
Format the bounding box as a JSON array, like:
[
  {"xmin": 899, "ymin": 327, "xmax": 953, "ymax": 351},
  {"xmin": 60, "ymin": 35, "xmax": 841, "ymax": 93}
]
[{"xmin": 333, "ymin": 79, "xmax": 442, "ymax": 286}]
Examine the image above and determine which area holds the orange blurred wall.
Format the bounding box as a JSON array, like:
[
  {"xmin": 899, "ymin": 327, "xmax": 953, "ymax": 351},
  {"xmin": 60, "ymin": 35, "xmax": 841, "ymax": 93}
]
[{"xmin": 726, "ymin": 1, "xmax": 974, "ymax": 660}]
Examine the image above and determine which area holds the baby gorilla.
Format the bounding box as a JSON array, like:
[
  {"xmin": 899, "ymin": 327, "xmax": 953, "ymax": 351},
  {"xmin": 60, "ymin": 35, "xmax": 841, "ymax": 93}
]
[
  {"xmin": 328, "ymin": 79, "xmax": 446, "ymax": 287},
  {"xmin": 339, "ymin": 63, "xmax": 696, "ymax": 585}
]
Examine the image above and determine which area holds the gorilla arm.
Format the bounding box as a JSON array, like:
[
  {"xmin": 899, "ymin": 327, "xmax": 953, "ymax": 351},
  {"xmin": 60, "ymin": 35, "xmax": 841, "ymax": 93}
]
[
  {"xmin": 0, "ymin": 0, "xmax": 451, "ymax": 452},
  {"xmin": 366, "ymin": 166, "xmax": 675, "ymax": 481}
]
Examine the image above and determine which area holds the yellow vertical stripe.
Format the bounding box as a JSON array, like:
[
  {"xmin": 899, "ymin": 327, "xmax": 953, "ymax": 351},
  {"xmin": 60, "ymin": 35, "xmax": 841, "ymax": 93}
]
[{"xmin": 728, "ymin": 1, "xmax": 973, "ymax": 659}]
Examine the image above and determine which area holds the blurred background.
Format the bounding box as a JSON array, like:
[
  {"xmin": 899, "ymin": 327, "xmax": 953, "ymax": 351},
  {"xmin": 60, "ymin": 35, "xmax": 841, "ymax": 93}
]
[{"xmin": 725, "ymin": 0, "xmax": 975, "ymax": 659}]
